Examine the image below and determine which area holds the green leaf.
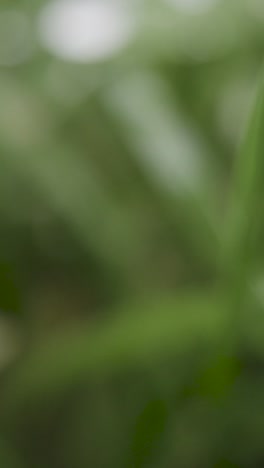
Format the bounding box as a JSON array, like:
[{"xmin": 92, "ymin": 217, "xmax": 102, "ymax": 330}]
[
  {"xmin": 0, "ymin": 291, "xmax": 225, "ymax": 420},
  {"xmin": 127, "ymin": 398, "xmax": 169, "ymax": 468}
]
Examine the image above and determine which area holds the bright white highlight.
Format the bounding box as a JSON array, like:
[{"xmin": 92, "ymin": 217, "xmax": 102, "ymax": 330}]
[{"xmin": 38, "ymin": 0, "xmax": 136, "ymax": 62}]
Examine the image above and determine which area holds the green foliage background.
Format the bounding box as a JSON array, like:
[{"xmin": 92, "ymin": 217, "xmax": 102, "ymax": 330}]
[{"xmin": 1, "ymin": 0, "xmax": 264, "ymax": 467}]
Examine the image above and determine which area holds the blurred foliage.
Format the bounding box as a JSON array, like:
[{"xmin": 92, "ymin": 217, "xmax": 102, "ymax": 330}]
[{"xmin": 1, "ymin": 0, "xmax": 264, "ymax": 467}]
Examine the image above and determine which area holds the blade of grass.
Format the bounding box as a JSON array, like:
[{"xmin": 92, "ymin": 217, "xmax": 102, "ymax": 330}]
[
  {"xmin": 103, "ymin": 70, "xmax": 221, "ymax": 273},
  {"xmin": 225, "ymin": 73, "xmax": 264, "ymax": 321}
]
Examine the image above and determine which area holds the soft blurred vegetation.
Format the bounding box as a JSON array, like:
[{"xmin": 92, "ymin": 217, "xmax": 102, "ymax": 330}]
[{"xmin": 1, "ymin": 0, "xmax": 264, "ymax": 467}]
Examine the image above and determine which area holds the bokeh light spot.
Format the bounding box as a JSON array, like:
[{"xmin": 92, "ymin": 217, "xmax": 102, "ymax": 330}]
[{"xmin": 38, "ymin": 0, "xmax": 137, "ymax": 63}]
